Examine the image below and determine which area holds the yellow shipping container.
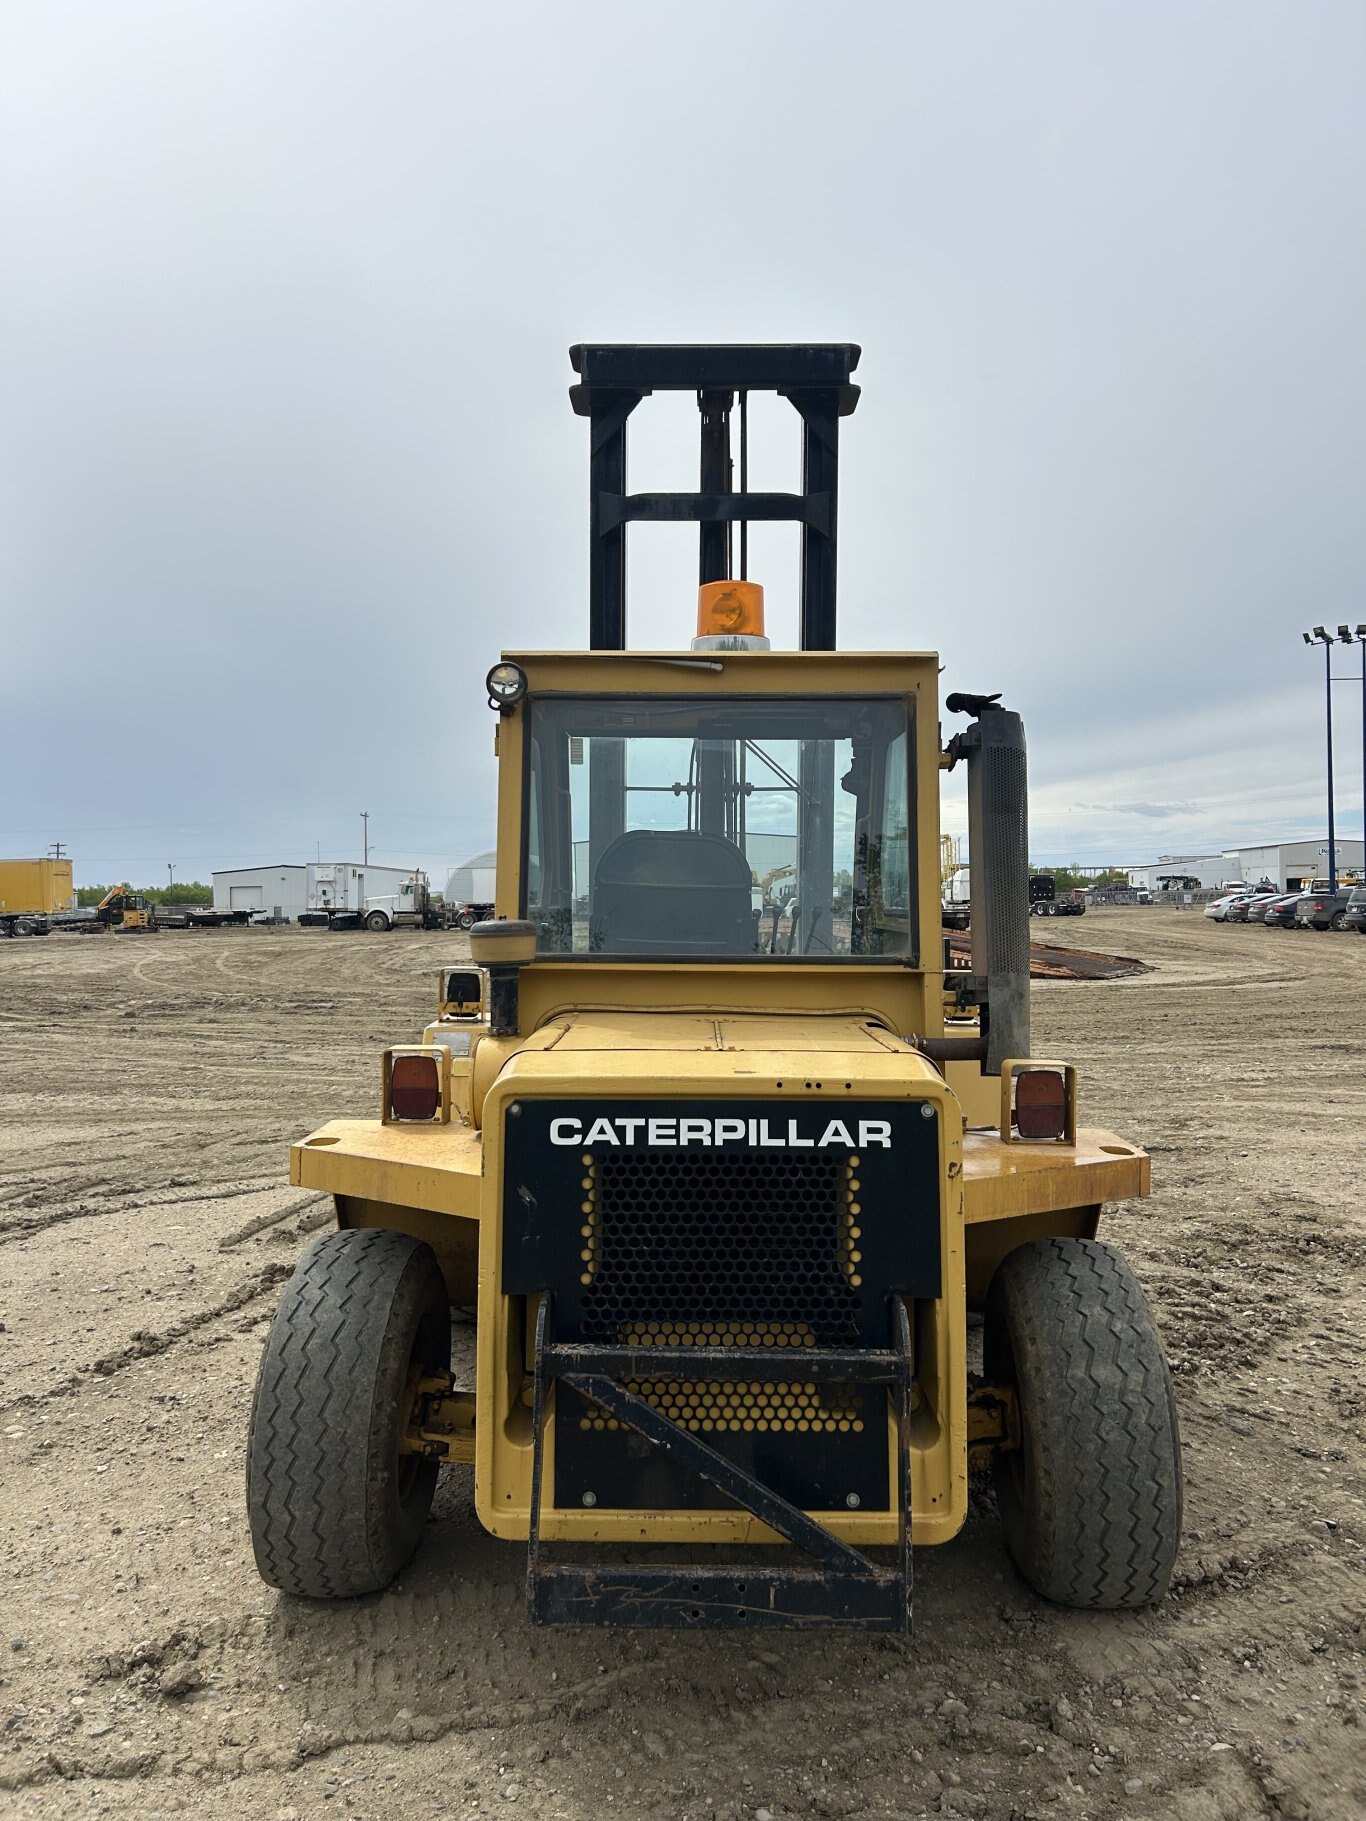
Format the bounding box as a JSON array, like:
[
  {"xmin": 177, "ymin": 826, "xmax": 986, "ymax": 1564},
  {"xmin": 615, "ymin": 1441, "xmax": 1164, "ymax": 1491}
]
[{"xmin": 0, "ymin": 859, "xmax": 76, "ymax": 915}]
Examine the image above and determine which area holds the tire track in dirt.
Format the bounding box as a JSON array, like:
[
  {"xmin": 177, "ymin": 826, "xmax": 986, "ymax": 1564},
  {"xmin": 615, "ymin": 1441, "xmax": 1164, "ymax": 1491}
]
[
  {"xmin": 0, "ymin": 1177, "xmax": 288, "ymax": 1245},
  {"xmin": 1, "ymin": 916, "xmax": 1362, "ymax": 1820},
  {"xmin": 1, "ymin": 1260, "xmax": 292, "ymax": 1411}
]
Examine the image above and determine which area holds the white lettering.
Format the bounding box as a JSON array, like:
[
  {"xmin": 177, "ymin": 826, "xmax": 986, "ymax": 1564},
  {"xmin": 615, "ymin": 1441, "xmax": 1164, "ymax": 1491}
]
[{"xmin": 550, "ymin": 1110, "xmax": 895, "ymax": 1150}]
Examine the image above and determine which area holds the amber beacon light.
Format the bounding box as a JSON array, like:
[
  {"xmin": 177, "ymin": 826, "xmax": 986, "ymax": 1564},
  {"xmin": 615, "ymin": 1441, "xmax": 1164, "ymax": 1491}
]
[{"xmin": 693, "ymin": 581, "xmax": 770, "ymax": 651}]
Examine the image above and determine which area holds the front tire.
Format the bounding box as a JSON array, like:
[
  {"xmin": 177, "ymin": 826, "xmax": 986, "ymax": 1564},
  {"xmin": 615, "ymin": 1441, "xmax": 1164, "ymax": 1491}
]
[
  {"xmin": 246, "ymin": 1229, "xmax": 451, "ymax": 1598},
  {"xmin": 365, "ymin": 911, "xmax": 390, "ymax": 933},
  {"xmin": 985, "ymin": 1238, "xmax": 1182, "ymax": 1609},
  {"xmin": 1329, "ymin": 910, "xmax": 1346, "ymax": 932}
]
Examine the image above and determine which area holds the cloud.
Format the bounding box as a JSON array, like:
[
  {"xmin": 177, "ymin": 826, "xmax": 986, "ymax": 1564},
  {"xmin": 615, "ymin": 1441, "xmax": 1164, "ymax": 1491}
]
[
  {"xmin": 1, "ymin": 2, "xmax": 1362, "ymax": 884},
  {"xmin": 1073, "ymin": 801, "xmax": 1199, "ymax": 819}
]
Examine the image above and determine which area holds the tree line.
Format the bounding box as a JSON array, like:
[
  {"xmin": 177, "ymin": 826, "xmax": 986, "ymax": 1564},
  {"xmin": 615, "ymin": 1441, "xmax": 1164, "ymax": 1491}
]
[{"xmin": 76, "ymin": 882, "xmax": 214, "ymax": 908}]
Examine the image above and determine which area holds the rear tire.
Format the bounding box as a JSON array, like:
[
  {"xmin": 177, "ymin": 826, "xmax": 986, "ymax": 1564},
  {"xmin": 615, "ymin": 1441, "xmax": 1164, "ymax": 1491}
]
[
  {"xmin": 456, "ymin": 910, "xmax": 476, "ymax": 931},
  {"xmin": 246, "ymin": 1229, "xmax": 450, "ymax": 1599},
  {"xmin": 985, "ymin": 1238, "xmax": 1182, "ymax": 1609}
]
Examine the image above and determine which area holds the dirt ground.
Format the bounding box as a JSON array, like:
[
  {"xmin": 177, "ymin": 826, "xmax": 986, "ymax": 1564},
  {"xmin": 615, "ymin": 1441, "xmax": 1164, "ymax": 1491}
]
[{"xmin": 1, "ymin": 908, "xmax": 1363, "ymax": 1821}]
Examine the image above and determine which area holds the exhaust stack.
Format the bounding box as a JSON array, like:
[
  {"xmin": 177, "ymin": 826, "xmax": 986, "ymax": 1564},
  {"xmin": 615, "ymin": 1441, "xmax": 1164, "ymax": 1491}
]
[{"xmin": 953, "ymin": 699, "xmax": 1031, "ymax": 1075}]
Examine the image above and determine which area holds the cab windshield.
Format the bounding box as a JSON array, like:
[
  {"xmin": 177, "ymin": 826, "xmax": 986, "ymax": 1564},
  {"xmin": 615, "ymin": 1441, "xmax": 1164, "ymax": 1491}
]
[{"xmin": 523, "ymin": 695, "xmax": 915, "ymax": 960}]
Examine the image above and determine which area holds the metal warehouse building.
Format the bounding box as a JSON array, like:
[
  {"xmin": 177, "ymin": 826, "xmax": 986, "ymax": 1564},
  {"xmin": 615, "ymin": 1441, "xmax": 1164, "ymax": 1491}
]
[
  {"xmin": 1221, "ymin": 838, "xmax": 1363, "ymax": 890},
  {"xmin": 1126, "ymin": 854, "xmax": 1228, "ymax": 892},
  {"xmin": 212, "ymin": 861, "xmax": 417, "ymax": 921},
  {"xmin": 1128, "ymin": 839, "xmax": 1363, "ymax": 894}
]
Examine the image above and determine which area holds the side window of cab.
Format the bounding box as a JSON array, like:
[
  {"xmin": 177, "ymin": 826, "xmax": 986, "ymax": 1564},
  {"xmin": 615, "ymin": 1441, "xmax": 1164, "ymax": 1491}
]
[{"xmin": 878, "ymin": 731, "xmax": 910, "ymax": 918}]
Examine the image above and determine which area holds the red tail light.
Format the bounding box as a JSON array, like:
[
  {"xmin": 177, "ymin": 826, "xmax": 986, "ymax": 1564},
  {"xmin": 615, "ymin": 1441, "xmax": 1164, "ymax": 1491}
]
[
  {"xmin": 390, "ymin": 1054, "xmax": 440, "ymax": 1121},
  {"xmin": 1015, "ymin": 1069, "xmax": 1067, "ymax": 1139}
]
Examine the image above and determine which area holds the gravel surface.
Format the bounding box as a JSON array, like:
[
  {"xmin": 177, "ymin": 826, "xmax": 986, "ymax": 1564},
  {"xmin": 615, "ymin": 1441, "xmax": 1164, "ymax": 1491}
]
[{"xmin": 1, "ymin": 909, "xmax": 1362, "ymax": 1820}]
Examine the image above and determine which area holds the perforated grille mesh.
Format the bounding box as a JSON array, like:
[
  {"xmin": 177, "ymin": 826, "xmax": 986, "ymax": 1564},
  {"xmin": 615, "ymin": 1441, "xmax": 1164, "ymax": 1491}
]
[
  {"xmin": 576, "ymin": 1149, "xmax": 863, "ymax": 1345},
  {"xmin": 579, "ymin": 1376, "xmax": 865, "ymax": 1436}
]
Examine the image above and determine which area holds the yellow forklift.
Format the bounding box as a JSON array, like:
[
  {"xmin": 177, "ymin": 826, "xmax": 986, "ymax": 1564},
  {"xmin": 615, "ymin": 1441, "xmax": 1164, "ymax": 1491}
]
[{"xmin": 247, "ymin": 345, "xmax": 1180, "ymax": 1631}]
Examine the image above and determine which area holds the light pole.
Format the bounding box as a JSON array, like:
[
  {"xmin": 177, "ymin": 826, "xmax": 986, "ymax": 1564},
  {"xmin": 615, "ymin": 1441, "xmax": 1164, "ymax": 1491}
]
[
  {"xmin": 167, "ymin": 863, "xmax": 174, "ymax": 891},
  {"xmin": 361, "ymin": 810, "xmax": 369, "ymax": 865},
  {"xmin": 1337, "ymin": 624, "xmax": 1366, "ymax": 869},
  {"xmin": 1302, "ymin": 628, "xmax": 1337, "ymax": 890}
]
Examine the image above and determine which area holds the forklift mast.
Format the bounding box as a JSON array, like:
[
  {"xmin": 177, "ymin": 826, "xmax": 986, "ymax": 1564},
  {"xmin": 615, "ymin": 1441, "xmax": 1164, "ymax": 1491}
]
[{"xmin": 568, "ymin": 343, "xmax": 861, "ymax": 652}]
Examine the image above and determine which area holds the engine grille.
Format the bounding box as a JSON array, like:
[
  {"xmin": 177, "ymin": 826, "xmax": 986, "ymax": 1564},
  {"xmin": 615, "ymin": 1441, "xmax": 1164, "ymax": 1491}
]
[
  {"xmin": 578, "ymin": 1149, "xmax": 863, "ymax": 1345},
  {"xmin": 504, "ymin": 1099, "xmax": 940, "ymax": 1514},
  {"xmin": 578, "ymin": 1373, "xmax": 866, "ymax": 1436}
]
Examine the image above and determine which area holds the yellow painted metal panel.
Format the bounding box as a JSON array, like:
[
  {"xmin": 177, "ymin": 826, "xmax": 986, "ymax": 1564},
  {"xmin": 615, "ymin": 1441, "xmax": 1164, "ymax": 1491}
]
[
  {"xmin": 291, "ymin": 1119, "xmax": 483, "ymax": 1220},
  {"xmin": 525, "ymin": 1012, "xmax": 916, "ymax": 1055},
  {"xmin": 962, "ymin": 1128, "xmax": 1148, "ymax": 1224},
  {"xmin": 0, "ymin": 858, "xmax": 75, "ymax": 914}
]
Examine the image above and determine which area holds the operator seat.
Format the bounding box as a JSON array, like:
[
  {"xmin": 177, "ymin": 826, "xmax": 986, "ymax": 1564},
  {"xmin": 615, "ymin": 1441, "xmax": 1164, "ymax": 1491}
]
[{"xmin": 592, "ymin": 829, "xmax": 756, "ymax": 954}]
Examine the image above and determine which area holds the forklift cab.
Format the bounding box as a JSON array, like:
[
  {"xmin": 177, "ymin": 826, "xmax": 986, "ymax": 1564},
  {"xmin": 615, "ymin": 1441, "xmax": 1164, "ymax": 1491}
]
[{"xmin": 523, "ymin": 688, "xmax": 914, "ymax": 962}]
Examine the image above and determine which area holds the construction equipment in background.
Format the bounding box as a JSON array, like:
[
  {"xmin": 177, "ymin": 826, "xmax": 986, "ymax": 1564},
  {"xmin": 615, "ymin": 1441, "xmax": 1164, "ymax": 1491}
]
[
  {"xmin": 94, "ymin": 885, "xmax": 158, "ymax": 932},
  {"xmin": 247, "ymin": 343, "xmax": 1179, "ymax": 1635}
]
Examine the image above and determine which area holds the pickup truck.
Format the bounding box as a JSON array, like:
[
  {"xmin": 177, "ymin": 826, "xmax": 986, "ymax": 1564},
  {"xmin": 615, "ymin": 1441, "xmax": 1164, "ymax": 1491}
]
[{"xmin": 1294, "ymin": 887, "xmax": 1356, "ymax": 932}]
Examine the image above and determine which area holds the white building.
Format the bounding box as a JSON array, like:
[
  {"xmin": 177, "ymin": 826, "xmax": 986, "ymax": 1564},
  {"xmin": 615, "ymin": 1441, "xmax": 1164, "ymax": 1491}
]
[
  {"xmin": 446, "ymin": 850, "xmax": 497, "ymax": 907},
  {"xmin": 1125, "ymin": 854, "xmax": 1228, "ymax": 892},
  {"xmin": 212, "ymin": 861, "xmax": 418, "ymax": 921},
  {"xmin": 1220, "ymin": 839, "xmax": 1363, "ymax": 891},
  {"xmin": 1126, "ymin": 839, "xmax": 1364, "ymax": 895}
]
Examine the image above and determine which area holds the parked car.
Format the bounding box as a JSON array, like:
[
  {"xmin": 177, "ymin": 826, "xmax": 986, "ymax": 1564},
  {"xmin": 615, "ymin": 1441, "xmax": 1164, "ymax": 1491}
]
[
  {"xmin": 1203, "ymin": 892, "xmax": 1246, "ymax": 922},
  {"xmin": 1245, "ymin": 893, "xmax": 1286, "ymax": 923},
  {"xmin": 1341, "ymin": 886, "xmax": 1366, "ymax": 934},
  {"xmin": 1294, "ymin": 887, "xmax": 1357, "ymax": 932},
  {"xmin": 1262, "ymin": 893, "xmax": 1306, "ymax": 929},
  {"xmin": 1226, "ymin": 892, "xmax": 1278, "ymax": 923}
]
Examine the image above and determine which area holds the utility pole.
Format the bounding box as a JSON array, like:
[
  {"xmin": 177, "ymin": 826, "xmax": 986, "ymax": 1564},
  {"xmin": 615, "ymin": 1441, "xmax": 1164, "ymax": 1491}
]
[
  {"xmin": 50, "ymin": 841, "xmax": 66, "ymax": 860},
  {"xmin": 168, "ymin": 863, "xmax": 174, "ymax": 890},
  {"xmin": 361, "ymin": 811, "xmax": 369, "ymax": 864}
]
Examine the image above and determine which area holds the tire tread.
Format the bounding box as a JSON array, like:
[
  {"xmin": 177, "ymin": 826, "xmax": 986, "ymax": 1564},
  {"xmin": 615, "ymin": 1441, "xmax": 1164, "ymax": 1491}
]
[
  {"xmin": 246, "ymin": 1228, "xmax": 447, "ymax": 1599},
  {"xmin": 986, "ymin": 1237, "xmax": 1182, "ymax": 1609}
]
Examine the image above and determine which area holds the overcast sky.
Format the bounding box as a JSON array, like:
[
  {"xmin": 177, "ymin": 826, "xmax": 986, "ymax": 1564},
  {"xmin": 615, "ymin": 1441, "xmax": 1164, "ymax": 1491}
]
[{"xmin": 3, "ymin": 1, "xmax": 1364, "ymax": 885}]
